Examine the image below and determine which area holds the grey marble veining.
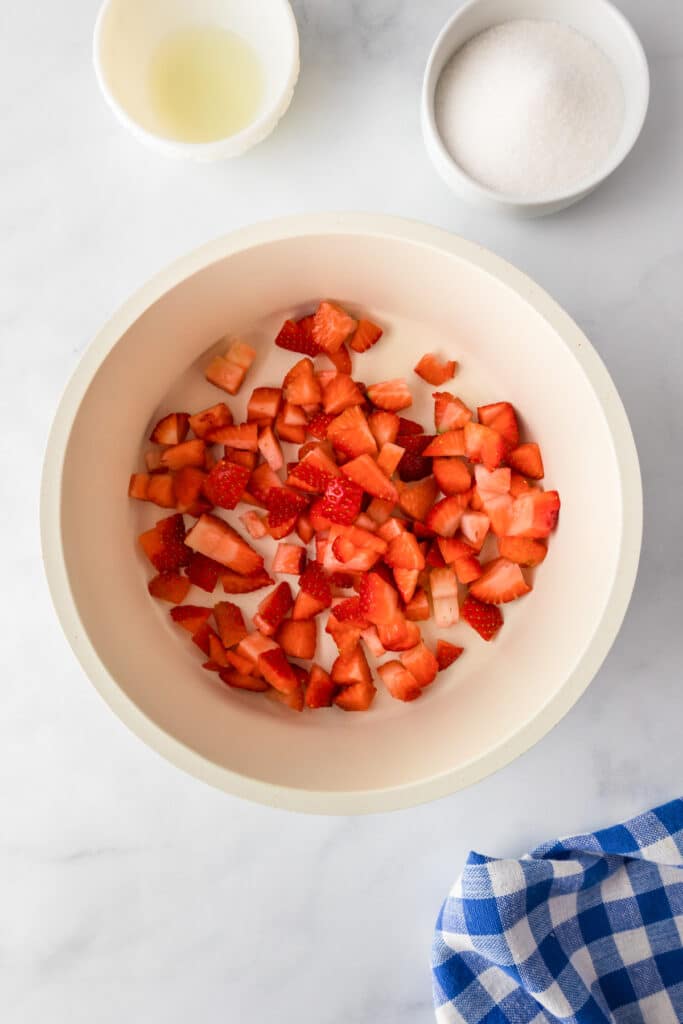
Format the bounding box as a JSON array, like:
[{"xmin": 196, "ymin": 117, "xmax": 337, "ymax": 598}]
[{"xmin": 1, "ymin": 1, "xmax": 682, "ymax": 1021}]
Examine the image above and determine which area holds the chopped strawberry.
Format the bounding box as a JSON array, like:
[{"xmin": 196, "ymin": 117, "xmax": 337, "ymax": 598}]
[
  {"xmin": 247, "ymin": 387, "xmax": 282, "ymax": 424},
  {"xmin": 426, "ymin": 541, "xmax": 446, "ymax": 568},
  {"xmin": 510, "ymin": 473, "xmax": 531, "ymax": 497},
  {"xmin": 139, "ymin": 514, "xmax": 190, "ymax": 572},
  {"xmin": 498, "ymin": 536, "xmax": 547, "ymax": 567},
  {"xmin": 366, "ymin": 379, "xmax": 413, "ymax": 412},
  {"xmin": 478, "ymin": 402, "xmax": 519, "ymax": 448},
  {"xmin": 460, "ymin": 512, "xmax": 490, "ymax": 551},
  {"xmin": 360, "ymin": 625, "xmax": 386, "ymax": 658},
  {"xmin": 304, "ymin": 664, "xmax": 335, "ymax": 708},
  {"xmin": 373, "ymin": 443, "xmax": 404, "ymax": 479},
  {"xmin": 148, "ymin": 571, "xmax": 191, "ymax": 604},
  {"xmin": 396, "ymin": 434, "xmax": 433, "ymax": 482},
  {"xmin": 296, "ymin": 513, "xmax": 315, "ymax": 544},
  {"xmin": 248, "ymin": 463, "xmax": 283, "ymax": 505},
  {"xmin": 414, "ymin": 353, "xmax": 457, "ymax": 386},
  {"xmin": 225, "ymin": 649, "xmax": 256, "ymax": 675},
  {"xmin": 206, "ymin": 422, "xmax": 259, "ymax": 450},
  {"xmin": 205, "ymin": 355, "xmax": 247, "ymax": 396},
  {"xmin": 506, "ymin": 490, "xmax": 560, "ymax": 538},
  {"xmin": 185, "ymin": 513, "xmax": 264, "ymax": 575},
  {"xmin": 221, "ymin": 569, "xmax": 274, "ymax": 593},
  {"xmin": 202, "ymin": 459, "xmax": 250, "ymax": 509},
  {"xmin": 349, "ymin": 318, "xmax": 383, "ymax": 353},
  {"xmin": 225, "ymin": 448, "xmax": 257, "ymax": 471},
  {"xmin": 186, "ymin": 551, "xmax": 224, "ymax": 592},
  {"xmin": 359, "ymin": 572, "xmax": 399, "ymax": 625},
  {"xmin": 429, "ymin": 567, "xmax": 459, "ymax": 628},
  {"xmin": 385, "ymin": 531, "xmax": 425, "ymax": 570},
  {"xmin": 239, "ymin": 510, "xmax": 268, "ymax": 540},
  {"xmin": 433, "ymin": 458, "xmax": 472, "ymax": 496},
  {"xmin": 312, "ymin": 300, "xmax": 357, "ymax": 353},
  {"xmin": 433, "ymin": 392, "xmax": 473, "ymax": 432},
  {"xmin": 213, "ymin": 601, "xmax": 248, "ymax": 647},
  {"xmin": 307, "ymin": 411, "xmax": 336, "ymax": 440},
  {"xmin": 325, "ymin": 343, "xmax": 353, "ymax": 374},
  {"xmin": 327, "ymin": 406, "xmax": 377, "ymax": 458},
  {"xmin": 276, "ymin": 618, "xmax": 317, "ymax": 659},
  {"xmin": 469, "ymin": 557, "xmax": 532, "ymax": 604},
  {"xmin": 331, "ymin": 571, "xmax": 357, "ymax": 590},
  {"xmin": 160, "ymin": 439, "xmax": 206, "ymax": 471},
  {"xmin": 297, "ymin": 562, "xmax": 332, "ymax": 607},
  {"xmin": 192, "ymin": 621, "xmax": 221, "ymax": 656},
  {"xmin": 462, "ymin": 595, "xmax": 503, "ymax": 641},
  {"xmin": 377, "ymin": 517, "xmax": 405, "ymax": 543},
  {"xmin": 287, "ymin": 446, "xmax": 340, "ymax": 493},
  {"xmin": 326, "ymin": 614, "xmax": 362, "ymax": 656},
  {"xmin": 257, "ymin": 647, "xmax": 298, "ymax": 694},
  {"xmin": 401, "ymin": 642, "xmax": 439, "ymax": 687},
  {"xmin": 272, "ymin": 543, "xmax": 307, "ymax": 575},
  {"xmin": 426, "ymin": 496, "xmax": 466, "ymax": 538},
  {"xmin": 464, "ymin": 422, "xmax": 507, "ymax": 471},
  {"xmin": 219, "ymin": 669, "xmax": 269, "ymax": 693},
  {"xmin": 150, "ymin": 412, "xmax": 190, "ymax": 446},
  {"xmin": 366, "ymin": 497, "xmax": 395, "ymax": 525},
  {"xmin": 333, "ymin": 596, "xmax": 369, "ymax": 626},
  {"xmin": 422, "ymin": 430, "xmax": 465, "ymax": 457},
  {"xmin": 509, "ymin": 443, "xmax": 545, "ymax": 480},
  {"xmin": 376, "ymin": 612, "xmax": 421, "ymax": 651},
  {"xmin": 404, "ymin": 588, "xmax": 430, "ymax": 621},
  {"xmin": 322, "ymin": 373, "xmax": 364, "ymax": 415},
  {"xmin": 255, "ymin": 425, "xmax": 282, "ymax": 472},
  {"xmin": 320, "ymin": 477, "xmax": 364, "ymax": 525},
  {"xmin": 146, "ymin": 475, "xmax": 177, "ymax": 509},
  {"xmin": 334, "ymin": 680, "xmax": 376, "ymax": 711},
  {"xmin": 173, "ymin": 466, "xmax": 208, "ymax": 513},
  {"xmin": 331, "ymin": 645, "xmax": 372, "ymax": 686},
  {"xmin": 481, "ymin": 495, "xmax": 513, "ymax": 538},
  {"xmin": 435, "ymin": 640, "xmax": 464, "ymax": 670},
  {"xmin": 237, "ymin": 633, "xmax": 278, "ymax": 663},
  {"xmin": 145, "ymin": 450, "xmax": 164, "ymax": 473},
  {"xmin": 454, "ymin": 555, "xmax": 483, "ymax": 584},
  {"xmin": 368, "ymin": 410, "xmax": 400, "ymax": 448},
  {"xmin": 283, "ymin": 357, "xmax": 322, "ymax": 406},
  {"xmin": 342, "ymin": 453, "xmax": 398, "ymax": 502},
  {"xmin": 393, "ymin": 568, "xmax": 419, "ymax": 604},
  {"xmin": 189, "ymin": 403, "xmax": 233, "ymax": 439},
  {"xmin": 170, "ymin": 604, "xmax": 212, "ymax": 634},
  {"xmin": 265, "ymin": 488, "xmax": 309, "ymax": 529},
  {"xmin": 308, "ymin": 500, "xmax": 334, "ymax": 533},
  {"xmin": 254, "ymin": 582, "xmax": 293, "ymax": 635},
  {"xmin": 275, "ymin": 318, "xmax": 321, "ymax": 357},
  {"xmin": 378, "ymin": 662, "xmax": 421, "ymax": 702},
  {"xmin": 397, "ymin": 476, "xmax": 439, "ymax": 520},
  {"xmin": 474, "ymin": 465, "xmax": 511, "ymax": 502}
]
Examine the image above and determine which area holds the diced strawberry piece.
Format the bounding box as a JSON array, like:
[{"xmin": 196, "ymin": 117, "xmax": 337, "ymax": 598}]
[
  {"xmin": 128, "ymin": 472, "xmax": 151, "ymax": 501},
  {"xmin": 275, "ymin": 318, "xmax": 321, "ymax": 357},
  {"xmin": 219, "ymin": 669, "xmax": 269, "ymax": 692},
  {"xmin": 433, "ymin": 392, "xmax": 472, "ymax": 432},
  {"xmin": 221, "ymin": 570, "xmax": 273, "ymax": 593},
  {"xmin": 414, "ymin": 353, "xmax": 457, "ymax": 386},
  {"xmin": 207, "ymin": 422, "xmax": 259, "ymax": 450},
  {"xmin": 334, "ymin": 680, "xmax": 376, "ymax": 711},
  {"xmin": 192, "ymin": 621, "xmax": 221, "ymax": 656},
  {"xmin": 327, "ymin": 406, "xmax": 377, "ymax": 459},
  {"xmin": 454, "ymin": 555, "xmax": 483, "ymax": 584},
  {"xmin": 469, "ymin": 557, "xmax": 532, "ymax": 604},
  {"xmin": 360, "ymin": 625, "xmax": 386, "ymax": 658},
  {"xmin": 426, "ymin": 496, "xmax": 466, "ymax": 538},
  {"xmin": 332, "ymin": 596, "xmax": 369, "ymax": 626},
  {"xmin": 239, "ymin": 510, "xmax": 267, "ymax": 540},
  {"xmin": 358, "ymin": 572, "xmax": 400, "ymax": 625},
  {"xmin": 482, "ymin": 495, "xmax": 513, "ymax": 538},
  {"xmin": 291, "ymin": 592, "xmax": 325, "ymax": 620},
  {"xmin": 225, "ymin": 448, "xmax": 257, "ymax": 471},
  {"xmin": 464, "ymin": 422, "xmax": 507, "ymax": 471},
  {"xmin": 498, "ymin": 536, "xmax": 547, "ymax": 567},
  {"xmin": 378, "ymin": 661, "xmax": 421, "ymax": 702},
  {"xmin": 254, "ymin": 582, "xmax": 293, "ymax": 635},
  {"xmin": 354, "ymin": 512, "xmax": 378, "ymax": 532},
  {"xmin": 506, "ymin": 490, "xmax": 560, "ymax": 538},
  {"xmin": 405, "ymin": 588, "xmax": 430, "ymax": 621},
  {"xmin": 274, "ymin": 412, "xmax": 307, "ymax": 444},
  {"xmin": 430, "ymin": 567, "xmax": 459, "ymax": 628},
  {"xmin": 170, "ymin": 604, "xmax": 212, "ymax": 634},
  {"xmin": 397, "ymin": 476, "xmax": 439, "ymax": 520},
  {"xmin": 436, "ymin": 640, "xmax": 464, "ymax": 670},
  {"xmin": 393, "ymin": 568, "xmax": 419, "ymax": 603},
  {"xmin": 478, "ymin": 402, "xmax": 519, "ymax": 448},
  {"xmin": 373, "ymin": 444, "xmax": 403, "ymax": 479},
  {"xmin": 213, "ymin": 601, "xmax": 247, "ymax": 647},
  {"xmin": 160, "ymin": 439, "xmax": 206, "ymax": 471},
  {"xmin": 254, "ymin": 430, "xmax": 282, "ymax": 476},
  {"xmin": 396, "ymin": 434, "xmax": 434, "ymax": 482},
  {"xmin": 248, "ymin": 463, "xmax": 283, "ymax": 505},
  {"xmin": 247, "ymin": 387, "xmax": 282, "ymax": 424},
  {"xmin": 426, "ymin": 541, "xmax": 446, "ymax": 568},
  {"xmin": 385, "ymin": 531, "xmax": 425, "ymax": 570},
  {"xmin": 340, "ymin": 453, "xmax": 398, "ymax": 502},
  {"xmin": 202, "ymin": 459, "xmax": 250, "ymax": 510},
  {"xmin": 189, "ymin": 403, "xmax": 233, "ymax": 439},
  {"xmin": 433, "ymin": 458, "xmax": 471, "ymax": 496},
  {"xmin": 510, "ymin": 473, "xmax": 532, "ymax": 497},
  {"xmin": 401, "ymin": 642, "xmax": 439, "ymax": 687},
  {"xmin": 185, "ymin": 551, "xmax": 223, "ymax": 592},
  {"xmin": 396, "ymin": 418, "xmax": 422, "ymax": 435},
  {"xmin": 298, "ymin": 562, "xmax": 332, "ymax": 605},
  {"xmin": 322, "ymin": 373, "xmax": 364, "ymax": 415},
  {"xmin": 326, "ymin": 343, "xmax": 353, "ymax": 374},
  {"xmin": 377, "ymin": 611, "xmax": 421, "ymax": 651},
  {"xmin": 258, "ymin": 648, "xmax": 298, "ymax": 694},
  {"xmin": 366, "ymin": 497, "xmax": 395, "ymax": 525},
  {"xmin": 460, "ymin": 511, "xmax": 490, "ymax": 551},
  {"xmin": 308, "ymin": 500, "xmax": 333, "ymax": 533},
  {"xmin": 331, "ymin": 645, "xmax": 372, "ymax": 686},
  {"xmin": 185, "ymin": 513, "xmax": 263, "ymax": 575},
  {"xmin": 306, "ymin": 664, "xmax": 336, "ymax": 708},
  {"xmin": 283, "ymin": 357, "xmax": 322, "ymax": 407},
  {"xmin": 224, "ymin": 649, "xmax": 256, "ymax": 675},
  {"xmin": 205, "ymin": 355, "xmax": 247, "ymax": 396},
  {"xmin": 320, "ymin": 477, "xmax": 364, "ymax": 525},
  {"xmin": 366, "ymin": 379, "xmax": 413, "ymax": 412},
  {"xmin": 236, "ymin": 634, "xmax": 278, "ymax": 665},
  {"xmin": 307, "ymin": 412, "xmax": 335, "ymax": 440},
  {"xmin": 272, "ymin": 543, "xmax": 307, "ymax": 575},
  {"xmin": 139, "ymin": 513, "xmax": 190, "ymax": 572},
  {"xmin": 145, "ymin": 449, "xmax": 165, "ymax": 473},
  {"xmin": 224, "ymin": 339, "xmax": 256, "ymax": 371},
  {"xmin": 462, "ymin": 595, "xmax": 503, "ymax": 641},
  {"xmin": 287, "ymin": 446, "xmax": 340, "ymax": 493},
  {"xmin": 173, "ymin": 466, "xmax": 207, "ymax": 513},
  {"xmin": 312, "ymin": 300, "xmax": 358, "ymax": 353},
  {"xmin": 368, "ymin": 410, "xmax": 400, "ymax": 448},
  {"xmin": 326, "ymin": 614, "xmax": 362, "ymax": 656},
  {"xmin": 150, "ymin": 411, "xmax": 190, "ymax": 446},
  {"xmin": 295, "ymin": 513, "xmax": 314, "ymax": 545},
  {"xmin": 422, "ymin": 431, "xmax": 465, "ymax": 457},
  {"xmin": 276, "ymin": 618, "xmax": 317, "ymax": 659},
  {"xmin": 349, "ymin": 318, "xmax": 383, "ymax": 353},
  {"xmin": 509, "ymin": 443, "xmax": 545, "ymax": 480},
  {"xmin": 148, "ymin": 571, "xmax": 191, "ymax": 604},
  {"xmin": 265, "ymin": 488, "xmax": 309, "ymax": 529},
  {"xmin": 474, "ymin": 465, "xmax": 511, "ymax": 501}
]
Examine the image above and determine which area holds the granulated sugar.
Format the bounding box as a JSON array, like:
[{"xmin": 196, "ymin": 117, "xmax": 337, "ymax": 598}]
[{"xmin": 435, "ymin": 20, "xmax": 624, "ymax": 199}]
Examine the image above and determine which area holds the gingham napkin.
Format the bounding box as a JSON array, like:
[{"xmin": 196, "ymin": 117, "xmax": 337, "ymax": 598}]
[{"xmin": 432, "ymin": 800, "xmax": 683, "ymax": 1023}]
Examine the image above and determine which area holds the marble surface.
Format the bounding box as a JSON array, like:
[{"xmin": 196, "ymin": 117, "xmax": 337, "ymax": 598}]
[{"xmin": 2, "ymin": 1, "xmax": 682, "ymax": 1020}]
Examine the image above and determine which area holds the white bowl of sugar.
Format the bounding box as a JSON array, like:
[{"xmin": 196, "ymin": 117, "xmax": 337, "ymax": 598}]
[{"xmin": 422, "ymin": 0, "xmax": 649, "ymax": 216}]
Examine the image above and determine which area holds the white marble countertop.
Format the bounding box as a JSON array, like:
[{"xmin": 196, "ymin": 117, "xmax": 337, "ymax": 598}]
[{"xmin": 2, "ymin": 1, "xmax": 683, "ymax": 1020}]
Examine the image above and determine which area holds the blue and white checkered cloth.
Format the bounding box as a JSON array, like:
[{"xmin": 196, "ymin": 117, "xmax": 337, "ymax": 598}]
[{"xmin": 432, "ymin": 800, "xmax": 683, "ymax": 1023}]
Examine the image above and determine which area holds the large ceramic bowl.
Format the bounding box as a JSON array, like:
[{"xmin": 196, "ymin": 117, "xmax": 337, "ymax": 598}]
[{"xmin": 41, "ymin": 215, "xmax": 642, "ymax": 813}]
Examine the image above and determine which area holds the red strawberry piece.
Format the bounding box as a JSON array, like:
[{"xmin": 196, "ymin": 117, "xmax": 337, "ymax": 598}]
[
  {"xmin": 207, "ymin": 635, "xmax": 229, "ymax": 668},
  {"xmin": 272, "ymin": 543, "xmax": 307, "ymax": 575},
  {"xmin": 375, "ymin": 443, "xmax": 405, "ymax": 478},
  {"xmin": 359, "ymin": 572, "xmax": 400, "ymax": 625},
  {"xmin": 326, "ymin": 614, "xmax": 362, "ymax": 656},
  {"xmin": 436, "ymin": 640, "xmax": 464, "ymax": 670},
  {"xmin": 322, "ymin": 373, "xmax": 364, "ymax": 415},
  {"xmin": 147, "ymin": 572, "xmax": 191, "ymax": 604},
  {"xmin": 320, "ymin": 477, "xmax": 364, "ymax": 525},
  {"xmin": 239, "ymin": 510, "xmax": 268, "ymax": 540},
  {"xmin": 188, "ymin": 403, "xmax": 234, "ymax": 439},
  {"xmin": 312, "ymin": 300, "xmax": 358, "ymax": 353},
  {"xmin": 257, "ymin": 647, "xmax": 299, "ymax": 694},
  {"xmin": 385, "ymin": 531, "xmax": 425, "ymax": 570},
  {"xmin": 397, "ymin": 476, "xmax": 439, "ymax": 520},
  {"xmin": 275, "ymin": 411, "xmax": 307, "ymax": 444},
  {"xmin": 202, "ymin": 459, "xmax": 250, "ymax": 510},
  {"xmin": 185, "ymin": 513, "xmax": 264, "ymax": 575},
  {"xmin": 160, "ymin": 439, "xmax": 206, "ymax": 472},
  {"xmin": 298, "ymin": 562, "xmax": 332, "ymax": 606},
  {"xmin": 185, "ymin": 551, "xmax": 224, "ymax": 592},
  {"xmin": 366, "ymin": 497, "xmax": 395, "ymax": 525},
  {"xmin": 287, "ymin": 446, "xmax": 340, "ymax": 493},
  {"xmin": 474, "ymin": 465, "xmax": 511, "ymax": 501},
  {"xmin": 296, "ymin": 513, "xmax": 315, "ymax": 544},
  {"xmin": 307, "ymin": 412, "xmax": 336, "ymax": 439},
  {"xmin": 255, "ymin": 582, "xmax": 293, "ymax": 635},
  {"xmin": 414, "ymin": 353, "xmax": 457, "ymax": 386},
  {"xmin": 400, "ymin": 642, "xmax": 439, "ymax": 687},
  {"xmin": 397, "ymin": 418, "xmax": 424, "ymax": 435},
  {"xmin": 506, "ymin": 490, "xmax": 560, "ymax": 538},
  {"xmin": 265, "ymin": 488, "xmax": 309, "ymax": 529},
  {"xmin": 376, "ymin": 612, "xmax": 422, "ymax": 653},
  {"xmin": 360, "ymin": 625, "xmax": 386, "ymax": 658},
  {"xmin": 139, "ymin": 513, "xmax": 190, "ymax": 573},
  {"xmin": 498, "ymin": 536, "xmax": 547, "ymax": 567},
  {"xmin": 349, "ymin": 318, "xmax": 383, "ymax": 353},
  {"xmin": 405, "ymin": 588, "xmax": 430, "ymax": 621},
  {"xmin": 368, "ymin": 410, "xmax": 400, "ymax": 448},
  {"xmin": 367, "ymin": 379, "xmax": 413, "ymax": 412},
  {"xmin": 334, "ymin": 680, "xmax": 376, "ymax": 711},
  {"xmin": 331, "ymin": 645, "xmax": 372, "ymax": 686},
  {"xmin": 225, "ymin": 649, "xmax": 258, "ymax": 675},
  {"xmin": 426, "ymin": 541, "xmax": 446, "ymax": 568},
  {"xmin": 327, "ymin": 406, "xmax": 378, "ymax": 458},
  {"xmin": 454, "ymin": 555, "xmax": 483, "ymax": 584},
  {"xmin": 422, "ymin": 431, "xmax": 465, "ymax": 457},
  {"xmin": 225, "ymin": 448, "xmax": 257, "ymax": 471},
  {"xmin": 433, "ymin": 458, "xmax": 471, "ymax": 496},
  {"xmin": 330, "ymin": 572, "xmax": 356, "ymax": 590},
  {"xmin": 275, "ymin": 318, "xmax": 321, "ymax": 356},
  {"xmin": 219, "ymin": 669, "xmax": 270, "ymax": 693},
  {"xmin": 378, "ymin": 661, "xmax": 422, "ymax": 702},
  {"xmin": 170, "ymin": 604, "xmax": 212, "ymax": 634},
  {"xmin": 478, "ymin": 402, "xmax": 519, "ymax": 448},
  {"xmin": 464, "ymin": 422, "xmax": 507, "ymax": 471},
  {"xmin": 430, "ymin": 567, "xmax": 460, "ymax": 628},
  {"xmin": 276, "ymin": 619, "xmax": 317, "ymax": 659},
  {"xmin": 332, "ymin": 596, "xmax": 369, "ymax": 626},
  {"xmin": 221, "ymin": 569, "xmax": 274, "ymax": 593},
  {"xmin": 145, "ymin": 474, "xmax": 177, "ymax": 509},
  {"xmin": 145, "ymin": 450, "xmax": 164, "ymax": 473},
  {"xmin": 462, "ymin": 594, "xmax": 503, "ymax": 641},
  {"xmin": 306, "ymin": 664, "xmax": 337, "ymax": 708},
  {"xmin": 469, "ymin": 558, "xmax": 532, "ymax": 604},
  {"xmin": 206, "ymin": 422, "xmax": 259, "ymax": 451},
  {"xmin": 460, "ymin": 511, "xmax": 490, "ymax": 551},
  {"xmin": 236, "ymin": 633, "xmax": 278, "ymax": 665},
  {"xmin": 205, "ymin": 353, "xmax": 248, "ymax": 396},
  {"xmin": 433, "ymin": 392, "xmax": 473, "ymax": 432},
  {"xmin": 510, "ymin": 472, "xmax": 532, "ymax": 497},
  {"xmin": 192, "ymin": 621, "xmax": 221, "ymax": 656},
  {"xmin": 257, "ymin": 425, "xmax": 284, "ymax": 472},
  {"xmin": 247, "ymin": 387, "xmax": 282, "ymax": 424},
  {"xmin": 377, "ymin": 517, "xmax": 405, "ymax": 542},
  {"xmin": 341, "ymin": 453, "xmax": 398, "ymax": 502},
  {"xmin": 426, "ymin": 496, "xmax": 466, "ymax": 538},
  {"xmin": 248, "ymin": 463, "xmax": 283, "ymax": 505},
  {"xmin": 509, "ymin": 443, "xmax": 545, "ymax": 480},
  {"xmin": 213, "ymin": 601, "xmax": 248, "ymax": 647},
  {"xmin": 173, "ymin": 466, "xmax": 208, "ymax": 513},
  {"xmin": 150, "ymin": 412, "xmax": 190, "ymax": 446},
  {"xmin": 392, "ymin": 567, "xmax": 419, "ymax": 604},
  {"xmin": 396, "ymin": 433, "xmax": 434, "ymax": 480},
  {"xmin": 283, "ymin": 357, "xmax": 322, "ymax": 406},
  {"xmin": 325, "ymin": 343, "xmax": 353, "ymax": 374}
]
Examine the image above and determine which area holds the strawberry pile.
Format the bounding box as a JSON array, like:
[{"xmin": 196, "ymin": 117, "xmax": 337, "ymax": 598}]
[{"xmin": 129, "ymin": 300, "xmax": 560, "ymax": 712}]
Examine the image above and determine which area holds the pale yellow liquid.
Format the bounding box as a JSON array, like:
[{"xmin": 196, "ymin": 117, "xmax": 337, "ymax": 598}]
[{"xmin": 148, "ymin": 27, "xmax": 263, "ymax": 143}]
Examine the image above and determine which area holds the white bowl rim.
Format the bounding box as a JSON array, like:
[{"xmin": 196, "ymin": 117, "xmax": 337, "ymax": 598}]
[
  {"xmin": 40, "ymin": 212, "xmax": 643, "ymax": 814},
  {"xmin": 421, "ymin": 0, "xmax": 650, "ymax": 210},
  {"xmin": 92, "ymin": 0, "xmax": 300, "ymax": 159}
]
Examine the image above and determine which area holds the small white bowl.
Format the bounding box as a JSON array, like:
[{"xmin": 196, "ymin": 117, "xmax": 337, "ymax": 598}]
[
  {"xmin": 94, "ymin": 0, "xmax": 300, "ymax": 160},
  {"xmin": 422, "ymin": 0, "xmax": 650, "ymax": 217}
]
